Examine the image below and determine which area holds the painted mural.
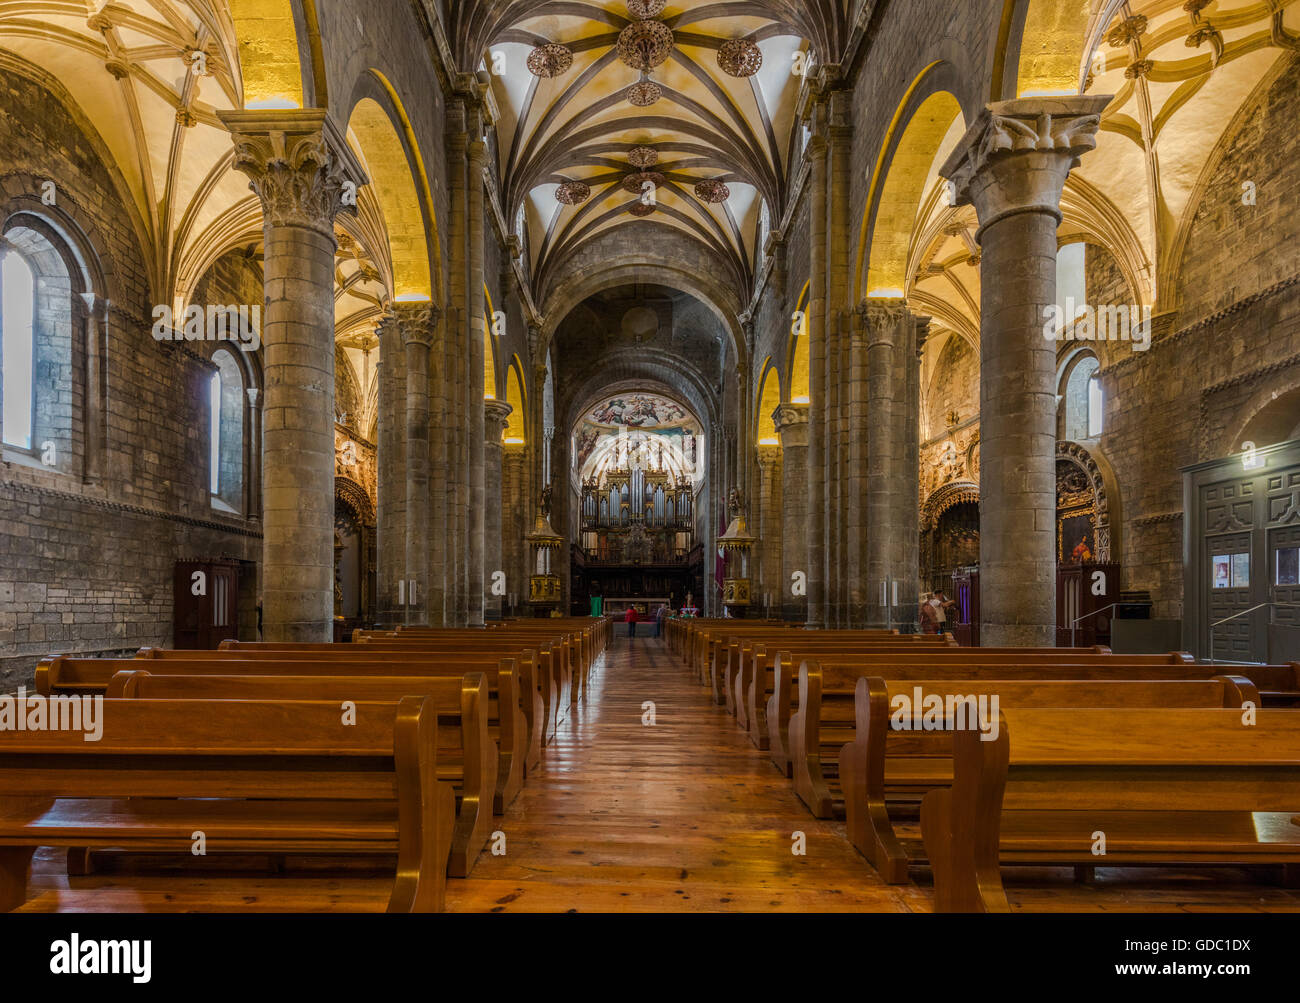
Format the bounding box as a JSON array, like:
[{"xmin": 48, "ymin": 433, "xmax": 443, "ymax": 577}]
[{"xmin": 575, "ymin": 393, "xmax": 702, "ymax": 475}]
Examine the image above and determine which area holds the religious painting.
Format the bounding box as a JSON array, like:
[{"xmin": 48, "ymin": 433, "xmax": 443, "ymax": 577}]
[
  {"xmin": 1056, "ymin": 457, "xmax": 1099, "ymax": 564},
  {"xmin": 1058, "ymin": 511, "xmax": 1096, "ymax": 564},
  {"xmin": 588, "ymin": 393, "xmax": 690, "ymax": 429}
]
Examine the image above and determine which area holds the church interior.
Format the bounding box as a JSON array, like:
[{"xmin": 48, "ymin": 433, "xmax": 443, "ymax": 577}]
[{"xmin": 0, "ymin": 0, "xmax": 1299, "ymax": 923}]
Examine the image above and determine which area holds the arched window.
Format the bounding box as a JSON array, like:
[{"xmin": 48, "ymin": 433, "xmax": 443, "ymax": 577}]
[
  {"xmin": 1, "ymin": 219, "xmax": 79, "ymax": 473},
  {"xmin": 1087, "ymin": 373, "xmax": 1104, "ymax": 438},
  {"xmin": 209, "ymin": 349, "xmax": 245, "ymax": 512},
  {"xmin": 1053, "ymin": 242, "xmax": 1087, "ymax": 335},
  {"xmin": 1058, "ymin": 352, "xmax": 1101, "ymax": 441},
  {"xmin": 208, "ymin": 370, "xmax": 221, "ymax": 494},
  {"xmin": 2, "ymin": 250, "xmax": 35, "ymax": 449}
]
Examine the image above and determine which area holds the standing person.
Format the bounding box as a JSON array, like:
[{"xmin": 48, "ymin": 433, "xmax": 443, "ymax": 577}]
[
  {"xmin": 654, "ymin": 603, "xmax": 666, "ymax": 638},
  {"xmin": 625, "ymin": 605, "xmax": 639, "ymax": 640},
  {"xmin": 919, "ymin": 593, "xmax": 938, "ymax": 634},
  {"xmin": 933, "ymin": 591, "xmax": 955, "ymax": 635}
]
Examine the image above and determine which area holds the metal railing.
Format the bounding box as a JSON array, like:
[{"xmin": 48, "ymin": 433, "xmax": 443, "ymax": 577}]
[
  {"xmin": 1207, "ymin": 601, "xmax": 1300, "ymax": 664},
  {"xmin": 1068, "ymin": 603, "xmax": 1120, "ymax": 649}
]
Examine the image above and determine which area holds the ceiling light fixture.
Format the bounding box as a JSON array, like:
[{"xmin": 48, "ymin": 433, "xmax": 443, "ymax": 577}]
[
  {"xmin": 628, "ymin": 146, "xmax": 659, "ymax": 169},
  {"xmin": 623, "ymin": 171, "xmax": 666, "ymax": 195},
  {"xmin": 555, "ymin": 180, "xmax": 592, "ymax": 205},
  {"xmin": 618, "ymin": 18, "xmax": 674, "ymax": 70},
  {"xmin": 627, "ymin": 0, "xmax": 666, "ymax": 18},
  {"xmin": 626, "ymin": 73, "xmax": 663, "ymax": 106},
  {"xmin": 527, "ymin": 43, "xmax": 573, "ymax": 78},
  {"xmin": 694, "ymin": 178, "xmax": 731, "ymax": 203},
  {"xmin": 717, "ymin": 38, "xmax": 762, "ymax": 78}
]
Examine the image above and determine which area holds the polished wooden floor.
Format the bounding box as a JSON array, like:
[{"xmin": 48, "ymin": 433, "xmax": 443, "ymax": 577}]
[{"xmin": 22, "ymin": 635, "xmax": 1300, "ymax": 911}]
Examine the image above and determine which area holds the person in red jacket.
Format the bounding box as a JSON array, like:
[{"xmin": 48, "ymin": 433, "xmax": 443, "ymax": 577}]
[{"xmin": 625, "ymin": 605, "xmax": 639, "ymax": 640}]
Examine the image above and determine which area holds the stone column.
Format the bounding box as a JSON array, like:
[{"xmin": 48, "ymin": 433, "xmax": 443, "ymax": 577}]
[
  {"xmin": 244, "ymin": 386, "xmax": 262, "ymax": 521},
  {"xmin": 466, "ymin": 136, "xmax": 489, "ymax": 627},
  {"xmin": 844, "ymin": 310, "xmax": 869, "ymax": 626},
  {"xmin": 427, "ymin": 309, "xmax": 449, "ymax": 626},
  {"xmin": 531, "ymin": 355, "xmax": 547, "ymax": 505},
  {"xmin": 503, "ymin": 441, "xmax": 527, "ymax": 616},
  {"xmin": 827, "ymin": 84, "xmax": 853, "ymax": 627},
  {"xmin": 445, "ymin": 98, "xmax": 469, "ymax": 626},
  {"xmin": 805, "ymin": 105, "xmax": 829, "ymax": 628},
  {"xmin": 862, "ymin": 303, "xmax": 922, "ymax": 631},
  {"xmin": 941, "ymin": 96, "xmax": 1109, "ymax": 646},
  {"xmin": 775, "ymin": 403, "xmax": 809, "ymax": 621},
  {"xmin": 757, "ymin": 444, "xmax": 783, "ymax": 618},
  {"xmin": 390, "ymin": 303, "xmax": 438, "ymax": 626},
  {"xmin": 376, "ymin": 319, "xmax": 406, "ymax": 626},
  {"xmin": 219, "ymin": 109, "xmax": 367, "ymax": 642},
  {"xmin": 484, "ymin": 398, "xmax": 512, "ymax": 620}
]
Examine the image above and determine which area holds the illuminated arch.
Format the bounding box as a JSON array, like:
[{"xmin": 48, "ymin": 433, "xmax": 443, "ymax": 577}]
[
  {"xmin": 506, "ymin": 357, "xmax": 527, "ymax": 443},
  {"xmin": 866, "ymin": 91, "xmax": 965, "ymax": 299},
  {"xmin": 853, "ymin": 61, "xmax": 942, "ymax": 302},
  {"xmin": 346, "ymin": 96, "xmax": 432, "ymax": 301},
  {"xmin": 787, "ymin": 281, "xmax": 811, "ymax": 404},
  {"xmin": 483, "ymin": 285, "xmax": 498, "ymax": 400},
  {"xmin": 755, "ymin": 362, "xmax": 782, "ymax": 445},
  {"xmin": 228, "ymin": 0, "xmax": 307, "ymax": 108},
  {"xmin": 1010, "ymin": 0, "xmax": 1093, "ymax": 98}
]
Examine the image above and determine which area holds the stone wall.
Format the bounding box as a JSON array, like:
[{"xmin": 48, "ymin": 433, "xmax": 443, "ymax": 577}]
[
  {"xmin": 0, "ymin": 69, "xmax": 259, "ymax": 688},
  {"xmin": 1095, "ymin": 57, "xmax": 1300, "ymax": 617}
]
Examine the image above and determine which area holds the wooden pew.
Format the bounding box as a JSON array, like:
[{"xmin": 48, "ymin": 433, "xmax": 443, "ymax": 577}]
[
  {"xmin": 109, "ymin": 668, "xmax": 496, "ymax": 878},
  {"xmin": 148, "ymin": 644, "xmax": 544, "ymax": 771},
  {"xmin": 228, "ymin": 636, "xmax": 557, "ymax": 751},
  {"xmin": 0, "ymin": 696, "xmax": 455, "ymax": 912},
  {"xmin": 692, "ymin": 626, "xmax": 936, "ymax": 689},
  {"xmin": 787, "ymin": 654, "xmax": 1217, "ymax": 816},
  {"xmin": 838, "ymin": 674, "xmax": 1258, "ymax": 882},
  {"xmin": 921, "ymin": 707, "xmax": 1300, "ymax": 911},
  {"xmin": 385, "ymin": 622, "xmax": 600, "ymax": 699},
  {"xmin": 38, "ymin": 654, "xmax": 527, "ymax": 817},
  {"xmin": 722, "ymin": 634, "xmax": 977, "ymax": 732},
  {"xmin": 352, "ymin": 630, "xmax": 578, "ymax": 733},
  {"xmin": 713, "ymin": 632, "xmax": 955, "ymax": 712},
  {"xmin": 765, "ymin": 648, "xmax": 1186, "ymax": 776}
]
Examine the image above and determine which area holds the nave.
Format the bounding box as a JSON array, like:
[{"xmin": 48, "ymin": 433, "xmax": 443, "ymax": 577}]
[{"xmin": 20, "ymin": 634, "xmax": 1300, "ymax": 915}]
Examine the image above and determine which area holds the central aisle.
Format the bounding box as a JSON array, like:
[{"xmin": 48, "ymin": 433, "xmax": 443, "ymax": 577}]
[{"xmin": 446, "ymin": 634, "xmax": 923, "ymax": 912}]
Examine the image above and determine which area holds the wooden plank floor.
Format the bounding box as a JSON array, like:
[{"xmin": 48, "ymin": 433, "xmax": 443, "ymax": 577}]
[{"xmin": 19, "ymin": 635, "xmax": 1300, "ymax": 912}]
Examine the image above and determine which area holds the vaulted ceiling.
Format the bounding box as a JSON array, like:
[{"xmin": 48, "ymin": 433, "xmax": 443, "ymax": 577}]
[{"xmin": 470, "ymin": 2, "xmax": 843, "ymax": 301}]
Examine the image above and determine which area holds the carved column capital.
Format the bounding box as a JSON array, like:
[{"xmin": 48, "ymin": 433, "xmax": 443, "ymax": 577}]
[
  {"xmin": 468, "ymin": 138, "xmax": 490, "ymax": 171},
  {"xmin": 218, "ymin": 109, "xmax": 368, "ymax": 239},
  {"xmin": 860, "ymin": 300, "xmax": 913, "ymax": 334},
  {"xmin": 379, "ymin": 301, "xmax": 440, "ymax": 349},
  {"xmin": 756, "ymin": 443, "xmax": 783, "ymax": 470},
  {"xmin": 773, "ymin": 402, "xmax": 809, "ymax": 449},
  {"xmin": 939, "ymin": 96, "xmax": 1112, "ymax": 237},
  {"xmin": 485, "ymin": 398, "xmax": 513, "ymax": 441}
]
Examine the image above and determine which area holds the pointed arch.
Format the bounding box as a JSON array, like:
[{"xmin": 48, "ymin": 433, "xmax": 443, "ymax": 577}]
[
  {"xmin": 755, "ymin": 361, "xmax": 782, "ymax": 445},
  {"xmin": 484, "ymin": 284, "xmax": 499, "ymax": 400},
  {"xmin": 1011, "ymin": 0, "xmax": 1094, "ymax": 97},
  {"xmin": 346, "ymin": 93, "xmax": 433, "ymax": 301},
  {"xmin": 865, "ymin": 91, "xmax": 965, "ymax": 299},
  {"xmin": 506, "ymin": 356, "xmax": 527, "ymax": 443},
  {"xmin": 787, "ymin": 281, "xmax": 811, "ymax": 404},
  {"xmin": 227, "ymin": 0, "xmax": 308, "ymax": 108}
]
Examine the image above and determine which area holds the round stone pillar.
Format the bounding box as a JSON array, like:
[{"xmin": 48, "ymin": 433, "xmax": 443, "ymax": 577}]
[
  {"xmin": 484, "ymin": 398, "xmax": 513, "ymax": 620},
  {"xmin": 941, "ymin": 97, "xmax": 1110, "ymax": 646},
  {"xmin": 220, "ymin": 109, "xmax": 367, "ymax": 643},
  {"xmin": 389, "ymin": 304, "xmax": 438, "ymax": 626},
  {"xmin": 774, "ymin": 403, "xmax": 809, "ymax": 621}
]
